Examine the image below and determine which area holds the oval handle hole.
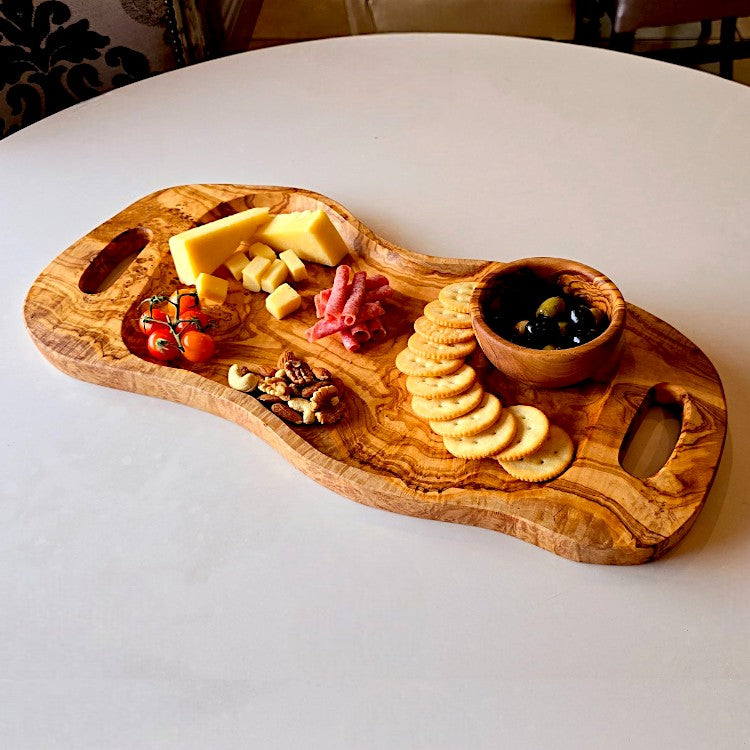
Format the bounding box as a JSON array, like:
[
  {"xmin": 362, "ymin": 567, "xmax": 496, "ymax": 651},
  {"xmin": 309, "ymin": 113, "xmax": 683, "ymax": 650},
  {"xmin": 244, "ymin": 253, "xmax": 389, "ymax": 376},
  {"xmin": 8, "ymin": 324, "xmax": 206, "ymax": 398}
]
[
  {"xmin": 79, "ymin": 227, "xmax": 153, "ymax": 294},
  {"xmin": 619, "ymin": 385, "xmax": 683, "ymax": 479}
]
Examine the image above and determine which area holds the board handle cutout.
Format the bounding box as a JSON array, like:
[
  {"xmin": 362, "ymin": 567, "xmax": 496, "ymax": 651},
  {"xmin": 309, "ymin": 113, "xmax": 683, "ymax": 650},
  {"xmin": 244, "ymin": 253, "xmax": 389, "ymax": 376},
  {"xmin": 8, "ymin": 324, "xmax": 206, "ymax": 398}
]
[
  {"xmin": 78, "ymin": 227, "xmax": 153, "ymax": 294},
  {"xmin": 619, "ymin": 384, "xmax": 682, "ymax": 479}
]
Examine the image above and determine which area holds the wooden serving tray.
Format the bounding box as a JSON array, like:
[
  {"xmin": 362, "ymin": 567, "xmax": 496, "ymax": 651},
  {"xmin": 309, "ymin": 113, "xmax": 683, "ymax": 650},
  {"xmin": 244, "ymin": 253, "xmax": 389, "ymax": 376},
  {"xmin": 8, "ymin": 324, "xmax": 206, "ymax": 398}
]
[{"xmin": 24, "ymin": 184, "xmax": 727, "ymax": 565}]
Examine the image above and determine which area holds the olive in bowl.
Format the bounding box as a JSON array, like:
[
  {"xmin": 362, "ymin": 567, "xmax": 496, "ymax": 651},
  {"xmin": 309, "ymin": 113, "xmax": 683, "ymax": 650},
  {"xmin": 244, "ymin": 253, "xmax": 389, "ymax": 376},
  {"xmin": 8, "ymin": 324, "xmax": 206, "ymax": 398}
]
[{"xmin": 470, "ymin": 257, "xmax": 627, "ymax": 388}]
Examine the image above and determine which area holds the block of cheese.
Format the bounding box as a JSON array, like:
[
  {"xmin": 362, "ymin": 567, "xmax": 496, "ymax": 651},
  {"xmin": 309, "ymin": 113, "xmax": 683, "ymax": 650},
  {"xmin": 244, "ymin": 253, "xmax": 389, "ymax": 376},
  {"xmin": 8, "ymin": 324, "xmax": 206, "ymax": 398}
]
[
  {"xmin": 169, "ymin": 207, "xmax": 270, "ymax": 285},
  {"xmin": 265, "ymin": 283, "xmax": 301, "ymax": 320},
  {"xmin": 278, "ymin": 249, "xmax": 308, "ymax": 282},
  {"xmin": 260, "ymin": 259, "xmax": 289, "ymax": 293},
  {"xmin": 224, "ymin": 251, "xmax": 250, "ymax": 281},
  {"xmin": 242, "ymin": 255, "xmax": 272, "ymax": 293},
  {"xmin": 247, "ymin": 242, "xmax": 276, "ymax": 261},
  {"xmin": 195, "ymin": 273, "xmax": 228, "ymax": 305},
  {"xmin": 252, "ymin": 210, "xmax": 349, "ymax": 266}
]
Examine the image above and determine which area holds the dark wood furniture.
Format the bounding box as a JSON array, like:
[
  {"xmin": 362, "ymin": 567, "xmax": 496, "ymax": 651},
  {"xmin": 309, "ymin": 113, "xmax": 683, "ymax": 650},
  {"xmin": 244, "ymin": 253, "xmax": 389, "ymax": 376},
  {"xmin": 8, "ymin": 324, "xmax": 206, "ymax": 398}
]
[{"xmin": 602, "ymin": 0, "xmax": 750, "ymax": 78}]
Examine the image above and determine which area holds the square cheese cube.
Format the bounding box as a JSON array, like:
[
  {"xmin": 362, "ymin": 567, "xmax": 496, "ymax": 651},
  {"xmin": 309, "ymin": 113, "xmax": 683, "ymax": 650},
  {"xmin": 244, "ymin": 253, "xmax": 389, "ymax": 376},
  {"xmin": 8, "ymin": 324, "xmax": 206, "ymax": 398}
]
[
  {"xmin": 242, "ymin": 255, "xmax": 272, "ymax": 292},
  {"xmin": 248, "ymin": 242, "xmax": 276, "ymax": 261},
  {"xmin": 195, "ymin": 273, "xmax": 228, "ymax": 306},
  {"xmin": 278, "ymin": 249, "xmax": 308, "ymax": 282},
  {"xmin": 260, "ymin": 259, "xmax": 289, "ymax": 293},
  {"xmin": 224, "ymin": 251, "xmax": 250, "ymax": 281},
  {"xmin": 265, "ymin": 283, "xmax": 301, "ymax": 320},
  {"xmin": 253, "ymin": 210, "xmax": 349, "ymax": 266},
  {"xmin": 168, "ymin": 207, "xmax": 270, "ymax": 285}
]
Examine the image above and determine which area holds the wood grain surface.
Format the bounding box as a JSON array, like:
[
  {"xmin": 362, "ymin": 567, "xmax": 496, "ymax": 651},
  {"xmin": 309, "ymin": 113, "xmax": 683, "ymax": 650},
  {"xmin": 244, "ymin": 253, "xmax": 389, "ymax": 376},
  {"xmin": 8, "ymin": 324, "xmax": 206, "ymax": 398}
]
[{"xmin": 23, "ymin": 184, "xmax": 727, "ymax": 564}]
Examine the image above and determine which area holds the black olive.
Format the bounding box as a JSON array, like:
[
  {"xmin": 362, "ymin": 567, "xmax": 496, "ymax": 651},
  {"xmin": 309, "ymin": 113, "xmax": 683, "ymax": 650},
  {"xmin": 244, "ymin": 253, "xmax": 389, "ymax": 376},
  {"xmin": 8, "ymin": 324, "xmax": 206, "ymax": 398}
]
[
  {"xmin": 569, "ymin": 305, "xmax": 595, "ymax": 328},
  {"xmin": 568, "ymin": 331, "xmax": 586, "ymax": 347},
  {"xmin": 525, "ymin": 316, "xmax": 559, "ymax": 348},
  {"xmin": 568, "ymin": 326, "xmax": 599, "ymax": 346}
]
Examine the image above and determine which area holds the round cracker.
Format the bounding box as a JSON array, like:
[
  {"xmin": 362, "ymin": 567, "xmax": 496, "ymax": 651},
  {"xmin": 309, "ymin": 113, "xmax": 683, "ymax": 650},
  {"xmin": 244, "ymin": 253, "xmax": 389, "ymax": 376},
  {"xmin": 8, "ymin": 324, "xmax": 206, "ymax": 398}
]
[
  {"xmin": 405, "ymin": 364, "xmax": 476, "ymax": 400},
  {"xmin": 423, "ymin": 299, "xmax": 473, "ymax": 329},
  {"xmin": 438, "ymin": 281, "xmax": 477, "ymax": 313},
  {"xmin": 395, "ymin": 347, "xmax": 464, "ymax": 377},
  {"xmin": 498, "ymin": 424, "xmax": 574, "ymax": 482},
  {"xmin": 494, "ymin": 405, "xmax": 550, "ymax": 461},
  {"xmin": 429, "ymin": 393, "xmax": 502, "ymax": 438},
  {"xmin": 407, "ymin": 332, "xmax": 476, "ymax": 362},
  {"xmin": 413, "ymin": 315, "xmax": 476, "ymax": 344},
  {"xmin": 442, "ymin": 408, "xmax": 517, "ymax": 459},
  {"xmin": 410, "ymin": 382, "xmax": 485, "ymax": 421}
]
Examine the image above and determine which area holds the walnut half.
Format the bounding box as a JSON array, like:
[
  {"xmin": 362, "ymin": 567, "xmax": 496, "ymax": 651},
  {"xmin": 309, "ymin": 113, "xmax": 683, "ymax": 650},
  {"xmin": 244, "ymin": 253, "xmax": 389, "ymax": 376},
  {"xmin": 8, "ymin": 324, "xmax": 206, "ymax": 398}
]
[{"xmin": 257, "ymin": 377, "xmax": 292, "ymax": 400}]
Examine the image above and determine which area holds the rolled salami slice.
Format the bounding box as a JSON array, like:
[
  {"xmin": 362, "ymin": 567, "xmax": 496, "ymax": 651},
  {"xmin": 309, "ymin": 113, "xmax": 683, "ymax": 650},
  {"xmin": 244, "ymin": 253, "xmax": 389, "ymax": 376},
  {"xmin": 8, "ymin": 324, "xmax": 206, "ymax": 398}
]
[
  {"xmin": 313, "ymin": 292, "xmax": 328, "ymax": 318},
  {"xmin": 367, "ymin": 317, "xmax": 387, "ymax": 340},
  {"xmin": 350, "ymin": 321, "xmax": 371, "ymax": 342},
  {"xmin": 305, "ymin": 301, "xmax": 385, "ymax": 341},
  {"xmin": 324, "ymin": 264, "xmax": 351, "ymax": 321},
  {"xmin": 364, "ymin": 285, "xmax": 392, "ymax": 303},
  {"xmin": 339, "ymin": 329, "xmax": 360, "ymax": 352},
  {"xmin": 316, "ymin": 273, "xmax": 390, "ymax": 309},
  {"xmin": 341, "ymin": 271, "xmax": 367, "ymax": 327}
]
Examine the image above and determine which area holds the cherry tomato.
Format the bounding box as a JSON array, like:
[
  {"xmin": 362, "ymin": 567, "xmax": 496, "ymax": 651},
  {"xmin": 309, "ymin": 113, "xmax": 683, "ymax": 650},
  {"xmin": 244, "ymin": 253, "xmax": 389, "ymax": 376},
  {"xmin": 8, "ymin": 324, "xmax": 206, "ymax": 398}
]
[
  {"xmin": 175, "ymin": 309, "xmax": 210, "ymax": 334},
  {"xmin": 147, "ymin": 331, "xmax": 180, "ymax": 361},
  {"xmin": 138, "ymin": 307, "xmax": 170, "ymax": 336},
  {"xmin": 180, "ymin": 330, "xmax": 215, "ymax": 363},
  {"xmin": 168, "ymin": 288, "xmax": 200, "ymax": 318}
]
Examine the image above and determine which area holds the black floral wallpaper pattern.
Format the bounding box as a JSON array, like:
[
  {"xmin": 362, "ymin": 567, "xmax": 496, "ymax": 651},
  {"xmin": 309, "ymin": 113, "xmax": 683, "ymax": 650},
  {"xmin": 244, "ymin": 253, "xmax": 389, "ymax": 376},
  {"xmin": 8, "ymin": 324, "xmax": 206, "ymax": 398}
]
[{"xmin": 0, "ymin": 0, "xmax": 157, "ymax": 138}]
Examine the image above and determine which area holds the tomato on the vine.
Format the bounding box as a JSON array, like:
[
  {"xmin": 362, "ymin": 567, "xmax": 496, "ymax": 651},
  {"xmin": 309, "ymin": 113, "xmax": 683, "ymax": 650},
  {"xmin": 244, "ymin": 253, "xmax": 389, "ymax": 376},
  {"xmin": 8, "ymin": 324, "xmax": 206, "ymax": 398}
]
[
  {"xmin": 168, "ymin": 289, "xmax": 200, "ymax": 318},
  {"xmin": 180, "ymin": 330, "xmax": 215, "ymax": 363},
  {"xmin": 138, "ymin": 307, "xmax": 170, "ymax": 336},
  {"xmin": 175, "ymin": 309, "xmax": 210, "ymax": 334},
  {"xmin": 147, "ymin": 331, "xmax": 180, "ymax": 361}
]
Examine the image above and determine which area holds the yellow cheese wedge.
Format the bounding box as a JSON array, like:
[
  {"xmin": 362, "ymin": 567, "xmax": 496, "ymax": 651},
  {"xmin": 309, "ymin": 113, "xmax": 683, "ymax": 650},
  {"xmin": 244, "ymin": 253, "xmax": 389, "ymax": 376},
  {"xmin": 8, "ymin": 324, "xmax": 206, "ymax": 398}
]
[
  {"xmin": 224, "ymin": 251, "xmax": 250, "ymax": 281},
  {"xmin": 260, "ymin": 259, "xmax": 289, "ymax": 293},
  {"xmin": 248, "ymin": 242, "xmax": 277, "ymax": 261},
  {"xmin": 253, "ymin": 210, "xmax": 349, "ymax": 266},
  {"xmin": 195, "ymin": 273, "xmax": 228, "ymax": 306},
  {"xmin": 242, "ymin": 255, "xmax": 272, "ymax": 293},
  {"xmin": 168, "ymin": 207, "xmax": 271, "ymax": 285},
  {"xmin": 265, "ymin": 283, "xmax": 301, "ymax": 320},
  {"xmin": 278, "ymin": 249, "xmax": 308, "ymax": 282}
]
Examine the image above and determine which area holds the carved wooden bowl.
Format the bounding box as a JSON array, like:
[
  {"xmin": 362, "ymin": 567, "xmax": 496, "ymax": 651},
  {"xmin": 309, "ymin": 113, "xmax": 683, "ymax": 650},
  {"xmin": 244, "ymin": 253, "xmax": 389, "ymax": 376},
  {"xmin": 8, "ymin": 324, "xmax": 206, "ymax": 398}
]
[{"xmin": 470, "ymin": 257, "xmax": 627, "ymax": 388}]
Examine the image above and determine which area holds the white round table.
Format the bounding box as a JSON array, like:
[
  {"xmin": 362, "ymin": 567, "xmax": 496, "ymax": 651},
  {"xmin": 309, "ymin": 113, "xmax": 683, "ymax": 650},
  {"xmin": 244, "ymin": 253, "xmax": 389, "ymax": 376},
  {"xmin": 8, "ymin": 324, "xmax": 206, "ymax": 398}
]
[{"xmin": 2, "ymin": 34, "xmax": 749, "ymax": 749}]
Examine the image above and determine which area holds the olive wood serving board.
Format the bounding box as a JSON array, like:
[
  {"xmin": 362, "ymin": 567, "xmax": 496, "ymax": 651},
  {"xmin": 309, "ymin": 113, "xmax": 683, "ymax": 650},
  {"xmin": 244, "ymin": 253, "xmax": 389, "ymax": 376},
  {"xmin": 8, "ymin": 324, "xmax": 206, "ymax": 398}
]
[{"xmin": 24, "ymin": 184, "xmax": 727, "ymax": 565}]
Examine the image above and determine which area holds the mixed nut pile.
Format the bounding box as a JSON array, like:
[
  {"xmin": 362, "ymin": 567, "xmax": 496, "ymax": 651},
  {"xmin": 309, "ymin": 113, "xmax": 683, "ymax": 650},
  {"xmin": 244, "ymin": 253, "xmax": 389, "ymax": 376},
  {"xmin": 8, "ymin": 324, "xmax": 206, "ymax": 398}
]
[{"xmin": 228, "ymin": 350, "xmax": 345, "ymax": 425}]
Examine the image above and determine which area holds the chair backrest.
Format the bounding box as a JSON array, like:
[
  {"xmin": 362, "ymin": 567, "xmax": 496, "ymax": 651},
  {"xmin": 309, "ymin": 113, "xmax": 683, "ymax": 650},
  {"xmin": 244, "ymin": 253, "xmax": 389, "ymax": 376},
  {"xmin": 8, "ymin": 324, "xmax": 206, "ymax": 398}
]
[
  {"xmin": 612, "ymin": 0, "xmax": 750, "ymax": 33},
  {"xmin": 344, "ymin": 0, "xmax": 576, "ymax": 41}
]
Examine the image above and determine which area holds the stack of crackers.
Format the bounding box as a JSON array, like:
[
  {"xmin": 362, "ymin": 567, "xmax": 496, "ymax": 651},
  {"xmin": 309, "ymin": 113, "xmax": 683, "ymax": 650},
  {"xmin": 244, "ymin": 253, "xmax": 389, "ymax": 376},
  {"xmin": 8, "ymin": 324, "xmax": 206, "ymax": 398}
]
[{"xmin": 395, "ymin": 281, "xmax": 575, "ymax": 482}]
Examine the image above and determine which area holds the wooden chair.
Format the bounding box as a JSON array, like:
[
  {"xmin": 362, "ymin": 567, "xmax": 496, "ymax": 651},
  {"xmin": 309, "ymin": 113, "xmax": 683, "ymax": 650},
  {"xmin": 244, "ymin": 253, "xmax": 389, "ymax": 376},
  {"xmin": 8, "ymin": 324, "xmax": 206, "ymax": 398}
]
[
  {"xmin": 602, "ymin": 0, "xmax": 750, "ymax": 78},
  {"xmin": 344, "ymin": 0, "xmax": 578, "ymax": 42},
  {"xmin": 215, "ymin": 0, "xmax": 264, "ymax": 54}
]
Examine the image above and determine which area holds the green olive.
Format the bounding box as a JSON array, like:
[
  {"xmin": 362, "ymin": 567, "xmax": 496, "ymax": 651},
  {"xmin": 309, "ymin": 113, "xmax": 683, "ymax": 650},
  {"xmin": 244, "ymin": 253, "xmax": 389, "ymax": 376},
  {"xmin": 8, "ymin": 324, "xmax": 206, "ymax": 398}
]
[
  {"xmin": 558, "ymin": 320, "xmax": 568, "ymax": 337},
  {"xmin": 514, "ymin": 319, "xmax": 529, "ymax": 336},
  {"xmin": 536, "ymin": 296, "xmax": 565, "ymax": 318}
]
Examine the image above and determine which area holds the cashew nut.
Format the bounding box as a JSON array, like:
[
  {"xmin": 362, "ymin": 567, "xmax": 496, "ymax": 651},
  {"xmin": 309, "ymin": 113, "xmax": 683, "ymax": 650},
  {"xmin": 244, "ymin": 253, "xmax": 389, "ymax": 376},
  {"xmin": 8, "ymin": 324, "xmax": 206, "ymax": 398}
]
[
  {"xmin": 228, "ymin": 364, "xmax": 259, "ymax": 393},
  {"xmin": 287, "ymin": 397, "xmax": 317, "ymax": 425}
]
